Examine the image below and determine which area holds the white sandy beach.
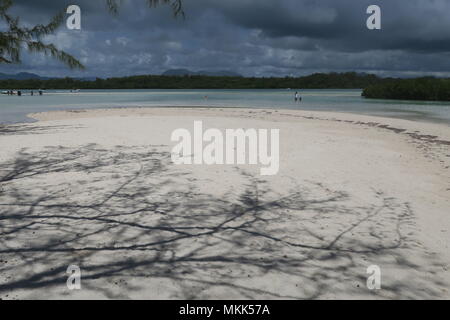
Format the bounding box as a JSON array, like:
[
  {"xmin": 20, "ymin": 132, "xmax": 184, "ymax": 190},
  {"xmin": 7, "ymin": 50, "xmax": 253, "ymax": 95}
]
[{"xmin": 0, "ymin": 107, "xmax": 449, "ymax": 299}]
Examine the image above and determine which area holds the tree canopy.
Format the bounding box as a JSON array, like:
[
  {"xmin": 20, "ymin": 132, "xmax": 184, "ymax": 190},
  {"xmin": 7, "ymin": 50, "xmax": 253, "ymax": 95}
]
[{"xmin": 362, "ymin": 78, "xmax": 450, "ymax": 101}]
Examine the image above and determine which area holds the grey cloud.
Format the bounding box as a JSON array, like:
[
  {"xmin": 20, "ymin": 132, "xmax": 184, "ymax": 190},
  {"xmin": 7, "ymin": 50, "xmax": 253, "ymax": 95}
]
[{"xmin": 2, "ymin": 0, "xmax": 450, "ymax": 78}]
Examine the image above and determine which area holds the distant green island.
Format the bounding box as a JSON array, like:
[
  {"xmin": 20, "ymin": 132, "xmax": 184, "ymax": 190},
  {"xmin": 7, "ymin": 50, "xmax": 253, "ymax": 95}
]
[
  {"xmin": 1, "ymin": 72, "xmax": 450, "ymax": 102},
  {"xmin": 362, "ymin": 77, "xmax": 450, "ymax": 101}
]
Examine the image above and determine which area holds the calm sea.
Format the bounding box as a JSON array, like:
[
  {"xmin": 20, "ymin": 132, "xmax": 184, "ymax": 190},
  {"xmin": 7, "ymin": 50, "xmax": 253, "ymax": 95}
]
[{"xmin": 1, "ymin": 89, "xmax": 450, "ymax": 125}]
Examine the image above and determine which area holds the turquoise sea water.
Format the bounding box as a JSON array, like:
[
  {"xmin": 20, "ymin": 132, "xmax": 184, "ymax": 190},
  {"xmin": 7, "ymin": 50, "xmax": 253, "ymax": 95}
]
[{"xmin": 1, "ymin": 89, "xmax": 450, "ymax": 125}]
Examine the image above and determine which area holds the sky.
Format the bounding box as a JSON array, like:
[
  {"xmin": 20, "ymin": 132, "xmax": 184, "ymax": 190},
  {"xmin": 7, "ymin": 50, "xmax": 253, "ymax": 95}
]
[{"xmin": 2, "ymin": 0, "xmax": 450, "ymax": 78}]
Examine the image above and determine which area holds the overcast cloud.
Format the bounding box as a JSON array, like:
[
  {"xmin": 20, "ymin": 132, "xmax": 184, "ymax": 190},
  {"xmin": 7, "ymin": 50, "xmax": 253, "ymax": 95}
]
[{"xmin": 2, "ymin": 0, "xmax": 450, "ymax": 78}]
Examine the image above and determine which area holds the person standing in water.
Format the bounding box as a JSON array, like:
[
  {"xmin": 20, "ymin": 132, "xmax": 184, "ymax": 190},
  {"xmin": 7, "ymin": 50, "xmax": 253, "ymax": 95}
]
[{"xmin": 295, "ymin": 90, "xmax": 302, "ymax": 103}]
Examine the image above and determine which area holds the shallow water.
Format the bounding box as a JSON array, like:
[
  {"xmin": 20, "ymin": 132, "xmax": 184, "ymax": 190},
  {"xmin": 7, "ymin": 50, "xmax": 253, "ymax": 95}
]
[{"xmin": 1, "ymin": 89, "xmax": 450, "ymax": 125}]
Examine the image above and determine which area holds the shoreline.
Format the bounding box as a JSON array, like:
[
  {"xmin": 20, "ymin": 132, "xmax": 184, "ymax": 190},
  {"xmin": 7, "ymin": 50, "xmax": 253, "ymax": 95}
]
[
  {"xmin": 28, "ymin": 106, "xmax": 450, "ymax": 148},
  {"xmin": 1, "ymin": 107, "xmax": 449, "ymax": 299}
]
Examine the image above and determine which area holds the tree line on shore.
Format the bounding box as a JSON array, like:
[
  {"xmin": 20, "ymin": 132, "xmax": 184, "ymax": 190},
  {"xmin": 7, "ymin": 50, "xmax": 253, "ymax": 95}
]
[
  {"xmin": 0, "ymin": 72, "xmax": 380, "ymax": 90},
  {"xmin": 362, "ymin": 77, "xmax": 450, "ymax": 101},
  {"xmin": 1, "ymin": 72, "xmax": 449, "ymax": 102}
]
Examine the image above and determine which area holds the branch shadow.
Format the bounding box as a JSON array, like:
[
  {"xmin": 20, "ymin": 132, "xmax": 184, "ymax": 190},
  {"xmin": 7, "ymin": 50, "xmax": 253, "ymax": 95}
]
[
  {"xmin": 0, "ymin": 124, "xmax": 84, "ymax": 136},
  {"xmin": 0, "ymin": 145, "xmax": 447, "ymax": 299}
]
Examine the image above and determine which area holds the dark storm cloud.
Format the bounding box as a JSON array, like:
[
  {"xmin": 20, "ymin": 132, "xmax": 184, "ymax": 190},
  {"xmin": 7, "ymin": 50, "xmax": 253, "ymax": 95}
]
[{"xmin": 2, "ymin": 0, "xmax": 450, "ymax": 77}]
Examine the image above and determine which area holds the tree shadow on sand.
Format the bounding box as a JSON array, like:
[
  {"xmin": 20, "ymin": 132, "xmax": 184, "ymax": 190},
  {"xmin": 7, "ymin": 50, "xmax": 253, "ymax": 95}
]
[
  {"xmin": 0, "ymin": 144, "xmax": 448, "ymax": 299},
  {"xmin": 0, "ymin": 124, "xmax": 85, "ymax": 136}
]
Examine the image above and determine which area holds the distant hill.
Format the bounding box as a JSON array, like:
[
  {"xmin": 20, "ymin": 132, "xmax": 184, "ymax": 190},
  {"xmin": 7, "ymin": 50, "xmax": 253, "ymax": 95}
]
[
  {"xmin": 1, "ymin": 70, "xmax": 243, "ymax": 80},
  {"xmin": 75, "ymin": 77, "xmax": 98, "ymax": 82},
  {"xmin": 162, "ymin": 69, "xmax": 242, "ymax": 77},
  {"xmin": 0, "ymin": 72, "xmax": 52, "ymax": 80},
  {"xmin": 0, "ymin": 72, "xmax": 97, "ymax": 82}
]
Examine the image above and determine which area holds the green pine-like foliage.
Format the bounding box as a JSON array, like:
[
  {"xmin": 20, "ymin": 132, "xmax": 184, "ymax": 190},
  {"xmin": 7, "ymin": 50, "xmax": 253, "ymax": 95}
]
[
  {"xmin": 0, "ymin": 0, "xmax": 84, "ymax": 69},
  {"xmin": 1, "ymin": 0, "xmax": 183, "ymax": 69}
]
